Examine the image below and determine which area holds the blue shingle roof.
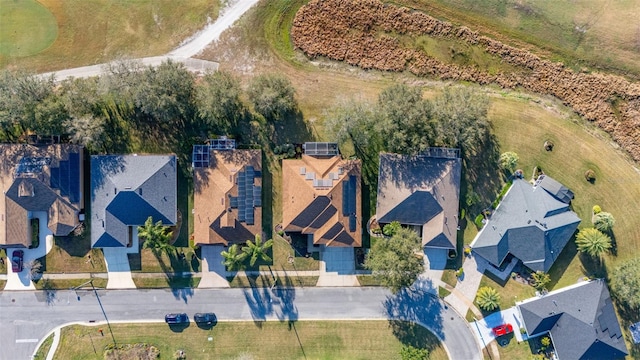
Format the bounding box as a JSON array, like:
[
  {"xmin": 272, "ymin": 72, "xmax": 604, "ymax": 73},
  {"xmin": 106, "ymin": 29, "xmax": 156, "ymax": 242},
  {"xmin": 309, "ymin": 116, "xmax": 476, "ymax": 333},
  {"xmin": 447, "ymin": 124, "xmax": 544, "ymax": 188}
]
[{"xmin": 472, "ymin": 178, "xmax": 580, "ymax": 272}]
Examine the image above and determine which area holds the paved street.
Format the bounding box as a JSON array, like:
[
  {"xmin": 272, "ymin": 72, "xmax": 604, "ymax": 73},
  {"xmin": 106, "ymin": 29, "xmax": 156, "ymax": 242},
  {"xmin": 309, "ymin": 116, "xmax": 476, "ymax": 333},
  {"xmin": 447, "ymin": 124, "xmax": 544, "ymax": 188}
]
[{"xmin": 0, "ymin": 287, "xmax": 481, "ymax": 360}]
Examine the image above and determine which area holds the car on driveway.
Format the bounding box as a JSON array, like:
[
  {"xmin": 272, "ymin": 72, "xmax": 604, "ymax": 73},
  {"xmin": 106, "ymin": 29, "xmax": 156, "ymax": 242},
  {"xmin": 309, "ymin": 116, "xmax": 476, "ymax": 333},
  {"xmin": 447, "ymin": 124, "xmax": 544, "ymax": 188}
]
[
  {"xmin": 194, "ymin": 312, "xmax": 217, "ymax": 325},
  {"xmin": 492, "ymin": 324, "xmax": 513, "ymax": 337},
  {"xmin": 11, "ymin": 250, "xmax": 23, "ymax": 272},
  {"xmin": 165, "ymin": 313, "xmax": 188, "ymax": 324}
]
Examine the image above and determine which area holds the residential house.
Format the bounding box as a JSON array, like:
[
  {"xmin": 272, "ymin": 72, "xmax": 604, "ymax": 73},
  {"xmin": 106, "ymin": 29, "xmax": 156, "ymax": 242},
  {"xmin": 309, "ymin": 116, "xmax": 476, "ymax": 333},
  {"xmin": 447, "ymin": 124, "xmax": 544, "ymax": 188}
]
[
  {"xmin": 0, "ymin": 144, "xmax": 84, "ymax": 248},
  {"xmin": 376, "ymin": 149, "xmax": 462, "ymax": 256},
  {"xmin": 517, "ymin": 279, "xmax": 628, "ymax": 359},
  {"xmin": 471, "ymin": 177, "xmax": 580, "ymax": 278},
  {"xmin": 282, "ymin": 142, "xmax": 362, "ymax": 248},
  {"xmin": 91, "ymin": 154, "xmax": 177, "ymax": 248},
  {"xmin": 192, "ymin": 140, "xmax": 262, "ymax": 246}
]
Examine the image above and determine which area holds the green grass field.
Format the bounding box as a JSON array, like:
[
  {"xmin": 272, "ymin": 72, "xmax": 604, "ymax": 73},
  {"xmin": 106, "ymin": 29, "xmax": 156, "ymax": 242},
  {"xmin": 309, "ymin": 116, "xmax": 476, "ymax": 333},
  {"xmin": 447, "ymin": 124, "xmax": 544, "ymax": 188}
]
[
  {"xmin": 50, "ymin": 321, "xmax": 447, "ymax": 360},
  {"xmin": 0, "ymin": 0, "xmax": 58, "ymax": 57},
  {"xmin": 0, "ymin": 0, "xmax": 219, "ymax": 72}
]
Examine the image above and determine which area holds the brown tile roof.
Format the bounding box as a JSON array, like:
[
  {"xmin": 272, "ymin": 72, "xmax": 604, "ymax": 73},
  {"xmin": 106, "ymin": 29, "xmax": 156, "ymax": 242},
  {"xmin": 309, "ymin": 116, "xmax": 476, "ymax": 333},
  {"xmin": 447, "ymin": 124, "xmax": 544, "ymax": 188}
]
[
  {"xmin": 193, "ymin": 149, "xmax": 262, "ymax": 246},
  {"xmin": 0, "ymin": 144, "xmax": 83, "ymax": 247},
  {"xmin": 282, "ymin": 155, "xmax": 362, "ymax": 247}
]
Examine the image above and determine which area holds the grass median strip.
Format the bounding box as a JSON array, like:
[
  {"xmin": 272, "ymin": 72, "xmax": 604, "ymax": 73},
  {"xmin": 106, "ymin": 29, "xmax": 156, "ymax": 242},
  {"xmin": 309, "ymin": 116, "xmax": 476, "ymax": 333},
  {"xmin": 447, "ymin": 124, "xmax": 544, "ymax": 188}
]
[{"xmin": 50, "ymin": 321, "xmax": 447, "ymax": 360}]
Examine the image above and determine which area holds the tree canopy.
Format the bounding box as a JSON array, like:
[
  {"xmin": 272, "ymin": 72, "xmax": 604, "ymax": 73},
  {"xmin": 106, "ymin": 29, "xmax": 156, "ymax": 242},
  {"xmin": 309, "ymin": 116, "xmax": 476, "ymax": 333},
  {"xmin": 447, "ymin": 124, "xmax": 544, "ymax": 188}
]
[
  {"xmin": 247, "ymin": 73, "xmax": 297, "ymax": 121},
  {"xmin": 575, "ymin": 228, "xmax": 612, "ymax": 258},
  {"xmin": 592, "ymin": 212, "xmax": 615, "ymax": 233},
  {"xmin": 138, "ymin": 216, "xmax": 174, "ymax": 255},
  {"xmin": 610, "ymin": 257, "xmax": 640, "ymax": 310},
  {"xmin": 475, "ymin": 286, "xmax": 500, "ymax": 311},
  {"xmin": 364, "ymin": 227, "xmax": 423, "ymax": 293},
  {"xmin": 241, "ymin": 234, "xmax": 273, "ymax": 267},
  {"xmin": 196, "ymin": 70, "xmax": 244, "ymax": 135},
  {"xmin": 499, "ymin": 151, "xmax": 519, "ymax": 174}
]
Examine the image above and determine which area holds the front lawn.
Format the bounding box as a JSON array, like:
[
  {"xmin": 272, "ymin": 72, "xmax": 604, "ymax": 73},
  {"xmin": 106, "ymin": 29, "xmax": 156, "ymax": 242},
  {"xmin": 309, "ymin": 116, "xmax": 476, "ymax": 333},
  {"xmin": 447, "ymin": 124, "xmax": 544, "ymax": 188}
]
[
  {"xmin": 44, "ymin": 233, "xmax": 106, "ymax": 273},
  {"xmin": 50, "ymin": 321, "xmax": 447, "ymax": 360},
  {"xmin": 477, "ymin": 275, "xmax": 536, "ymax": 312},
  {"xmin": 132, "ymin": 276, "xmax": 200, "ymax": 289},
  {"xmin": 227, "ymin": 274, "xmax": 319, "ymax": 288}
]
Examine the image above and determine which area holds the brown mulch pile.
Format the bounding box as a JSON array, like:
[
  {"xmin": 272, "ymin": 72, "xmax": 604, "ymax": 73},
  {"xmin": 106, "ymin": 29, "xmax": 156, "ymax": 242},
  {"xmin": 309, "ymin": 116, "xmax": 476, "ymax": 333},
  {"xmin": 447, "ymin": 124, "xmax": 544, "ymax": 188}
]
[{"xmin": 292, "ymin": 0, "xmax": 640, "ymax": 162}]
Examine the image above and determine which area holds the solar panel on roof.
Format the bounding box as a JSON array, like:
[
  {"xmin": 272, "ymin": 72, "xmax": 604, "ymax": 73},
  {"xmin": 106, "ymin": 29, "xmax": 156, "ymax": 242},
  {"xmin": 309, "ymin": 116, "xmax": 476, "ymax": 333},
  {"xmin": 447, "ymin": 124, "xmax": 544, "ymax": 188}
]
[
  {"xmin": 50, "ymin": 167, "xmax": 60, "ymax": 190},
  {"xmin": 230, "ymin": 197, "xmax": 238, "ymax": 208},
  {"xmin": 303, "ymin": 142, "xmax": 339, "ymax": 156},
  {"xmin": 348, "ymin": 175, "xmax": 357, "ymax": 215},
  {"xmin": 69, "ymin": 153, "xmax": 80, "ymax": 203},
  {"xmin": 60, "ymin": 160, "xmax": 70, "ymax": 197},
  {"xmin": 342, "ymin": 179, "xmax": 350, "ymax": 215},
  {"xmin": 191, "ymin": 145, "xmax": 211, "ymax": 168},
  {"xmin": 349, "ymin": 214, "xmax": 357, "ymax": 232}
]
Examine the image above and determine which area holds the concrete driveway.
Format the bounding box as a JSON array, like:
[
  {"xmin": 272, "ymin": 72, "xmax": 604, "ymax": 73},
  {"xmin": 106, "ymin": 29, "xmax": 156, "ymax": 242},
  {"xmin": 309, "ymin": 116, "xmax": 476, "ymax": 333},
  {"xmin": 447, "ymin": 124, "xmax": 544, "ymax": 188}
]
[
  {"xmin": 470, "ymin": 306, "xmax": 526, "ymax": 348},
  {"xmin": 4, "ymin": 211, "xmax": 54, "ymax": 290},
  {"xmin": 198, "ymin": 245, "xmax": 230, "ymax": 288}
]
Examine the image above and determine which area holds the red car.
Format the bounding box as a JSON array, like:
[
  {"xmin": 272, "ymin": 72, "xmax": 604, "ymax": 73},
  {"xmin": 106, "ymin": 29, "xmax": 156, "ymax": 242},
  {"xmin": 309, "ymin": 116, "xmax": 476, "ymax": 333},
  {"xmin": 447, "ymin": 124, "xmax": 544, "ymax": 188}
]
[
  {"xmin": 12, "ymin": 250, "xmax": 24, "ymax": 272},
  {"xmin": 492, "ymin": 324, "xmax": 513, "ymax": 337}
]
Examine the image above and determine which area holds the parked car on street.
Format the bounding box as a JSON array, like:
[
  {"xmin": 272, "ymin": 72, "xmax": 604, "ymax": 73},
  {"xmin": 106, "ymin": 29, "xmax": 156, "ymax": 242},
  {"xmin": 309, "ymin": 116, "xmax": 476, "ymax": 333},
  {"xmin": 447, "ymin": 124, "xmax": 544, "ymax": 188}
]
[
  {"xmin": 11, "ymin": 250, "xmax": 23, "ymax": 272},
  {"xmin": 194, "ymin": 312, "xmax": 217, "ymax": 325},
  {"xmin": 165, "ymin": 313, "xmax": 188, "ymax": 324},
  {"xmin": 492, "ymin": 324, "xmax": 513, "ymax": 337}
]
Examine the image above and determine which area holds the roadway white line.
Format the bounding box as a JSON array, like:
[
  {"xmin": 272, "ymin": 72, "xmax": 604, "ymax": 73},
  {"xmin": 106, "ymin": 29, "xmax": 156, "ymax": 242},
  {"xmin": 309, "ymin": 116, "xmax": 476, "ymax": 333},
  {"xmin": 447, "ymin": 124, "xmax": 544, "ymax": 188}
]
[{"xmin": 15, "ymin": 339, "xmax": 39, "ymax": 343}]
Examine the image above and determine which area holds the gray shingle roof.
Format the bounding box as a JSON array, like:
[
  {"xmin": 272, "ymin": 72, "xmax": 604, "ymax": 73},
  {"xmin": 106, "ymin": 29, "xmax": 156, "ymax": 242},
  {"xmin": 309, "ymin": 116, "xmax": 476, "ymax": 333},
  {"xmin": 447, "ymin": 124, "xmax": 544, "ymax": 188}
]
[
  {"xmin": 471, "ymin": 178, "xmax": 580, "ymax": 272},
  {"xmin": 518, "ymin": 280, "xmax": 628, "ymax": 359},
  {"xmin": 91, "ymin": 155, "xmax": 177, "ymax": 247},
  {"xmin": 536, "ymin": 175, "xmax": 574, "ymax": 204},
  {"xmin": 376, "ymin": 151, "xmax": 461, "ymax": 250},
  {"xmin": 378, "ymin": 191, "xmax": 442, "ymax": 225}
]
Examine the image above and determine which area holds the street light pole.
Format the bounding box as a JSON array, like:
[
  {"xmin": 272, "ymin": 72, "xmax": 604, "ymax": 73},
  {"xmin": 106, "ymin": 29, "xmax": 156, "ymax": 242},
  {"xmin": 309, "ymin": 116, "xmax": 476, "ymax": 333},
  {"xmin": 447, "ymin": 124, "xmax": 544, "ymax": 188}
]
[
  {"xmin": 89, "ymin": 280, "xmax": 117, "ymax": 349},
  {"xmin": 473, "ymin": 316, "xmax": 492, "ymax": 360}
]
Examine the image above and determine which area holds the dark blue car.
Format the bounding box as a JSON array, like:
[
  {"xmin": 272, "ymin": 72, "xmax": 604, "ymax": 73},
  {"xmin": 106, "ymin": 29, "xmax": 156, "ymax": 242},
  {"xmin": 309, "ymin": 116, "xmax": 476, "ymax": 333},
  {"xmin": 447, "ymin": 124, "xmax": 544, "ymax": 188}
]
[{"xmin": 165, "ymin": 313, "xmax": 188, "ymax": 324}]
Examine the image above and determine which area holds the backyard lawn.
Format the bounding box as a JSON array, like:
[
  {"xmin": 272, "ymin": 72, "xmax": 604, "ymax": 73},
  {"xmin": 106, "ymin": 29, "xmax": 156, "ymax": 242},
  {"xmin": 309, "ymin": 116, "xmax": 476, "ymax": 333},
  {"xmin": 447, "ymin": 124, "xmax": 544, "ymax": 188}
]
[{"xmin": 50, "ymin": 321, "xmax": 447, "ymax": 360}]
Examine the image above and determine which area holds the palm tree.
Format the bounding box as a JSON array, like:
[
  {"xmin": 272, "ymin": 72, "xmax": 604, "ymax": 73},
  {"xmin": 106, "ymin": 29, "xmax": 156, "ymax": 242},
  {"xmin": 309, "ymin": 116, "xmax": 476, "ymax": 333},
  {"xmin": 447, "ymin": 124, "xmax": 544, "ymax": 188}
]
[
  {"xmin": 592, "ymin": 212, "xmax": 615, "ymax": 233},
  {"xmin": 242, "ymin": 234, "xmax": 274, "ymax": 267},
  {"xmin": 138, "ymin": 216, "xmax": 173, "ymax": 254},
  {"xmin": 531, "ymin": 271, "xmax": 551, "ymax": 291},
  {"xmin": 475, "ymin": 286, "xmax": 500, "ymax": 311},
  {"xmin": 576, "ymin": 228, "xmax": 612, "ymax": 258},
  {"xmin": 221, "ymin": 244, "xmax": 247, "ymax": 271}
]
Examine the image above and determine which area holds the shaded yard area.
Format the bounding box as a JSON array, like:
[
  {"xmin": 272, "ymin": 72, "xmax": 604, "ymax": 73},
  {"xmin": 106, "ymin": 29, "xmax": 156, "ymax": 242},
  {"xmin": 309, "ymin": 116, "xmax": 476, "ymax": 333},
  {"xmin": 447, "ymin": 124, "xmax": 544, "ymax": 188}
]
[
  {"xmin": 43, "ymin": 232, "xmax": 106, "ymax": 273},
  {"xmin": 49, "ymin": 321, "xmax": 446, "ymax": 360}
]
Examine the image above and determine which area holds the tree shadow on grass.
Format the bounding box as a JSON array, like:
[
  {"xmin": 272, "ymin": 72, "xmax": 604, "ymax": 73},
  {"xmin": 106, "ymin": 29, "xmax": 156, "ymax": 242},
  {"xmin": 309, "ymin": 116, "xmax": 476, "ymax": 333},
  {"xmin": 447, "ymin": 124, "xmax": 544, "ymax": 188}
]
[
  {"xmin": 463, "ymin": 134, "xmax": 502, "ymax": 216},
  {"xmin": 547, "ymin": 240, "xmax": 578, "ymax": 289},
  {"xmin": 388, "ymin": 320, "xmax": 442, "ymax": 352},
  {"xmin": 383, "ymin": 280, "xmax": 445, "ymax": 341},
  {"xmin": 271, "ymin": 109, "xmax": 314, "ymax": 146},
  {"xmin": 578, "ymin": 252, "xmax": 608, "ymax": 280},
  {"xmin": 168, "ymin": 322, "xmax": 190, "ymax": 333}
]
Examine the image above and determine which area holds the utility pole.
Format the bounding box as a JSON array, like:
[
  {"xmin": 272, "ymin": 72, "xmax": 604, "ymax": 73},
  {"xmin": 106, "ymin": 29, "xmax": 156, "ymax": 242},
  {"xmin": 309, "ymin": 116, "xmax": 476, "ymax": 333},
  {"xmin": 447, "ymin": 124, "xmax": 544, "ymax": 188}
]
[{"xmin": 72, "ymin": 279, "xmax": 117, "ymax": 348}]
